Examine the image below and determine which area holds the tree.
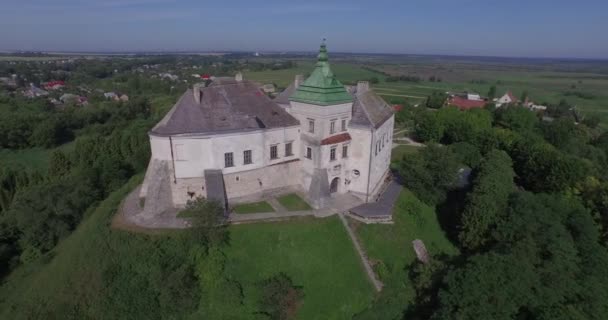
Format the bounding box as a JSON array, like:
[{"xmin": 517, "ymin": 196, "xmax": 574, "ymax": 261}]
[
  {"xmin": 487, "ymin": 85, "xmax": 496, "ymax": 100},
  {"xmin": 398, "ymin": 144, "xmax": 460, "ymax": 205},
  {"xmin": 459, "ymin": 150, "xmax": 515, "ymax": 250},
  {"xmin": 181, "ymin": 197, "xmax": 228, "ymax": 247},
  {"xmin": 48, "ymin": 150, "xmax": 71, "ymax": 178},
  {"xmin": 414, "ymin": 112, "xmax": 444, "ymax": 142},
  {"xmin": 257, "ymin": 273, "xmax": 304, "ymax": 320},
  {"xmin": 520, "ymin": 90, "xmax": 529, "ymax": 103},
  {"xmin": 433, "ymin": 193, "xmax": 608, "ymax": 320},
  {"xmin": 425, "ymin": 91, "xmax": 447, "ymax": 109},
  {"xmin": 494, "ymin": 105, "xmax": 538, "ymax": 132}
]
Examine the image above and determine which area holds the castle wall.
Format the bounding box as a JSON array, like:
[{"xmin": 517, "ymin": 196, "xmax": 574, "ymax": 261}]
[{"xmin": 223, "ymin": 159, "xmax": 301, "ymax": 200}]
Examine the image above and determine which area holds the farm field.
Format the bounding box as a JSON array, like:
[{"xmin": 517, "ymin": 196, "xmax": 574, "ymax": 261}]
[{"xmin": 244, "ymin": 57, "xmax": 608, "ymax": 128}]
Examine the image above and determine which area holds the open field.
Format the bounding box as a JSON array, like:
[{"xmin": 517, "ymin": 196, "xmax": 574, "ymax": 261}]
[
  {"xmin": 244, "ymin": 56, "xmax": 608, "ymax": 128},
  {"xmin": 0, "ymin": 55, "xmax": 69, "ymax": 62},
  {"xmin": 225, "ymin": 216, "xmax": 375, "ymax": 320},
  {"xmin": 245, "ymin": 61, "xmax": 382, "ymax": 88}
]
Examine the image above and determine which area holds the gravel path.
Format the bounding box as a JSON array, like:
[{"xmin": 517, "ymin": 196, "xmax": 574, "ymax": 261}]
[{"xmin": 338, "ymin": 213, "xmax": 383, "ymax": 292}]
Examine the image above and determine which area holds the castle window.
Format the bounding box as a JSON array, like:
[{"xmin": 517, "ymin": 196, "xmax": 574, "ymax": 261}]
[
  {"xmin": 243, "ymin": 150, "xmax": 252, "ymax": 165},
  {"xmin": 285, "ymin": 142, "xmax": 293, "ymax": 156},
  {"xmin": 341, "ymin": 119, "xmax": 347, "ymax": 131},
  {"xmin": 342, "ymin": 144, "xmax": 348, "ymax": 158},
  {"xmin": 270, "ymin": 145, "xmax": 278, "ymax": 160},
  {"xmin": 330, "ymin": 146, "xmax": 337, "ymax": 161},
  {"xmin": 330, "ymin": 119, "xmax": 337, "ymax": 134},
  {"xmin": 306, "ymin": 146, "xmax": 312, "ymax": 159},
  {"xmin": 224, "ymin": 152, "xmax": 234, "ymax": 167},
  {"xmin": 308, "ymin": 119, "xmax": 315, "ymax": 133}
]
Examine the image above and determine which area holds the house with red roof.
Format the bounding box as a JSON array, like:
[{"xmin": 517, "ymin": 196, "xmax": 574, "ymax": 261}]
[
  {"xmin": 43, "ymin": 80, "xmax": 65, "ymax": 90},
  {"xmin": 446, "ymin": 95, "xmax": 487, "ymax": 110}
]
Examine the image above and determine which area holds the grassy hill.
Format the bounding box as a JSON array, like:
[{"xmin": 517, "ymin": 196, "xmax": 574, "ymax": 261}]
[{"xmin": 0, "ymin": 176, "xmax": 374, "ymax": 319}]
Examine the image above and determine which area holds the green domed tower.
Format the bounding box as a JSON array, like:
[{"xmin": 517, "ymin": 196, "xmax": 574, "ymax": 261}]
[{"xmin": 289, "ymin": 41, "xmax": 353, "ymax": 106}]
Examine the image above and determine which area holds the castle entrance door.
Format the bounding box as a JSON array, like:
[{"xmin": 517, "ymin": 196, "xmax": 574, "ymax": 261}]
[{"xmin": 330, "ymin": 177, "xmax": 340, "ymax": 194}]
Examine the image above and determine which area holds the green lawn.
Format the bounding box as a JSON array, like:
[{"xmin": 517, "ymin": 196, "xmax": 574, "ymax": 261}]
[
  {"xmin": 353, "ymin": 190, "xmax": 458, "ymax": 313},
  {"xmin": 390, "ymin": 145, "xmax": 421, "ymax": 162},
  {"xmin": 232, "ymin": 200, "xmax": 275, "ymax": 214},
  {"xmin": 225, "ymin": 216, "xmax": 375, "ymax": 320},
  {"xmin": 277, "ymin": 193, "xmax": 313, "ymax": 211}
]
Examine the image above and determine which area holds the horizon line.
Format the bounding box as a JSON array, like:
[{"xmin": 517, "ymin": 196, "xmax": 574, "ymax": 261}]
[{"xmin": 1, "ymin": 49, "xmax": 607, "ymax": 62}]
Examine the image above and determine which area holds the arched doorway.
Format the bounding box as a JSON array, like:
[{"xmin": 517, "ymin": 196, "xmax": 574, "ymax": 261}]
[{"xmin": 330, "ymin": 177, "xmax": 340, "ymax": 194}]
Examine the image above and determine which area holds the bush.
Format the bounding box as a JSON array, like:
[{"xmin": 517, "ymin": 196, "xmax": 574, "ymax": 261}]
[{"xmin": 257, "ymin": 273, "xmax": 304, "ymax": 320}]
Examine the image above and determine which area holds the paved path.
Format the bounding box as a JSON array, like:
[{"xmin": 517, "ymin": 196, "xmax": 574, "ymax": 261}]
[
  {"xmin": 338, "ymin": 213, "xmax": 383, "ymax": 292},
  {"xmin": 267, "ymin": 198, "xmax": 287, "ymax": 213},
  {"xmin": 393, "ymin": 137, "xmax": 425, "ymax": 147}
]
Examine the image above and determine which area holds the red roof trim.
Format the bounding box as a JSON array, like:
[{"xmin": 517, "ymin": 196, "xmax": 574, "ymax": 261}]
[{"xmin": 321, "ymin": 133, "xmax": 351, "ymax": 145}]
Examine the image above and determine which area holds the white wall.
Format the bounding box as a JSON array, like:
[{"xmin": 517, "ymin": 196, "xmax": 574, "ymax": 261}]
[
  {"xmin": 290, "ymin": 101, "xmax": 352, "ymax": 140},
  {"xmin": 368, "ymin": 115, "xmax": 394, "ymax": 198},
  {"xmin": 346, "ymin": 126, "xmax": 372, "ymax": 199},
  {"xmin": 151, "ymin": 126, "xmax": 300, "ymax": 180}
]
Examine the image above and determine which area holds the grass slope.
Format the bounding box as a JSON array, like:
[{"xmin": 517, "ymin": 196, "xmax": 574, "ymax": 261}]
[
  {"xmin": 353, "ymin": 189, "xmax": 458, "ymax": 316},
  {"xmin": 225, "ymin": 216, "xmax": 374, "ymax": 320},
  {"xmin": 0, "ymin": 177, "xmax": 373, "ymax": 319},
  {"xmin": 390, "ymin": 145, "xmax": 421, "ymax": 162}
]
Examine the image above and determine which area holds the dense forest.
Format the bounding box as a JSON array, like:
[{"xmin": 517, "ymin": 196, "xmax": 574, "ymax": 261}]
[{"xmin": 356, "ymin": 102, "xmax": 608, "ymax": 319}]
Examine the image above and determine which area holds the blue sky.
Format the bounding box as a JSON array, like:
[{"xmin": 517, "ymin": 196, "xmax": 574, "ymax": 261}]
[{"xmin": 2, "ymin": 0, "xmax": 607, "ymax": 58}]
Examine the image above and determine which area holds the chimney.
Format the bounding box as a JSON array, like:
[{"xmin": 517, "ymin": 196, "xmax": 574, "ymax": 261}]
[
  {"xmin": 235, "ymin": 72, "xmax": 243, "ymax": 82},
  {"xmin": 294, "ymin": 74, "xmax": 304, "ymax": 88},
  {"xmin": 193, "ymin": 84, "xmax": 203, "ymax": 104},
  {"xmin": 357, "ymin": 81, "xmax": 369, "ymax": 94}
]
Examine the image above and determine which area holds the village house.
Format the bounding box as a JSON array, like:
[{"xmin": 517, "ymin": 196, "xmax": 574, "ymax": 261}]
[
  {"xmin": 23, "ymin": 83, "xmax": 49, "ymax": 98},
  {"xmin": 43, "ymin": 80, "xmax": 65, "ymax": 90},
  {"xmin": 138, "ymin": 43, "xmax": 394, "ymax": 217},
  {"xmin": 446, "ymin": 92, "xmax": 487, "ymax": 110},
  {"xmin": 495, "ymin": 91, "xmax": 518, "ymax": 107}
]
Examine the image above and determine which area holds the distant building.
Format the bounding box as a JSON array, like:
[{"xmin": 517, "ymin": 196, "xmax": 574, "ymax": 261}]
[
  {"xmin": 43, "ymin": 80, "xmax": 65, "ymax": 90},
  {"xmin": 23, "ymin": 83, "xmax": 49, "ymax": 98},
  {"xmin": 466, "ymin": 93, "xmax": 483, "ymax": 101},
  {"xmin": 104, "ymin": 92, "xmax": 118, "ymax": 100},
  {"xmin": 446, "ymin": 93, "xmax": 487, "ymax": 110},
  {"xmin": 495, "ymin": 91, "xmax": 518, "ymax": 107},
  {"xmin": 260, "ymin": 83, "xmax": 276, "ymax": 93}
]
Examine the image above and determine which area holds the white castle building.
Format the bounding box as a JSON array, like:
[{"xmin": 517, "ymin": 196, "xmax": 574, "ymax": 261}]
[{"xmin": 139, "ymin": 43, "xmax": 394, "ymax": 213}]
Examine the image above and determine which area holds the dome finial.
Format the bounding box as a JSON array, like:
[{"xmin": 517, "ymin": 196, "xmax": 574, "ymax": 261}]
[{"xmin": 317, "ymin": 38, "xmax": 328, "ymax": 62}]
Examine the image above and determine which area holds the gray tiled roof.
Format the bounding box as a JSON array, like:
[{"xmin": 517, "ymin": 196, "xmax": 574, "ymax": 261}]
[
  {"xmin": 350, "ymin": 89, "xmax": 394, "ymax": 128},
  {"xmin": 151, "ymin": 80, "xmax": 300, "ymax": 136},
  {"xmin": 274, "ymin": 82, "xmax": 296, "ymax": 105}
]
